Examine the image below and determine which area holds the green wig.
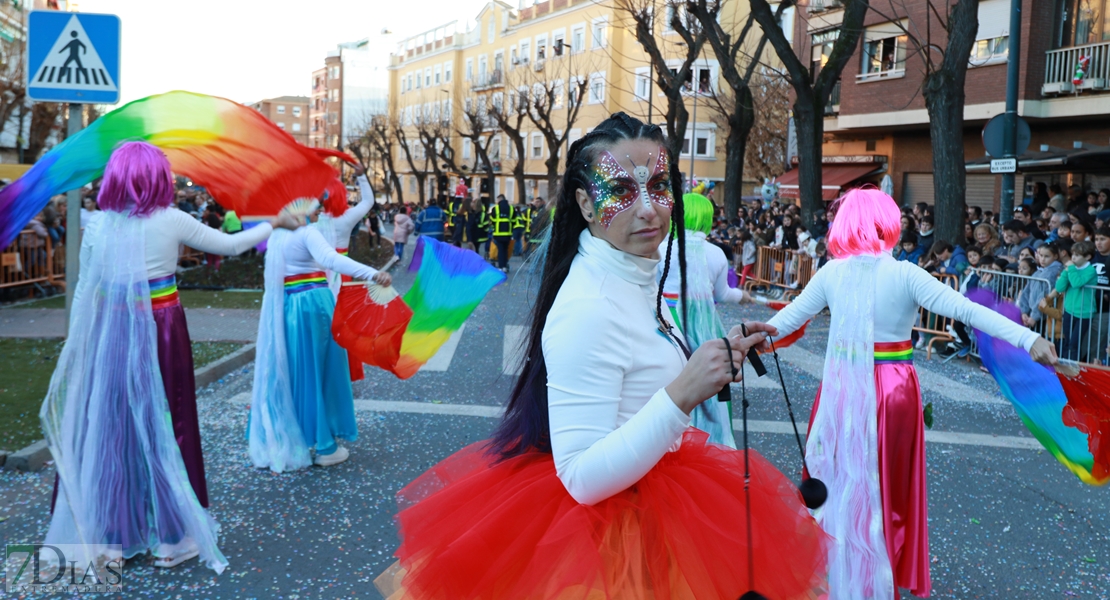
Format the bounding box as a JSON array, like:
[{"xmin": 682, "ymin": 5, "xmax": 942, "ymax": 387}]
[{"xmin": 682, "ymin": 192, "xmax": 714, "ymax": 235}]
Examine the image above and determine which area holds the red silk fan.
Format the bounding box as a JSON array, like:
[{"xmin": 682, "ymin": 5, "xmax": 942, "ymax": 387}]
[
  {"xmin": 332, "ymin": 284, "xmax": 413, "ymax": 372},
  {"xmin": 757, "ymin": 299, "xmax": 809, "ymax": 351},
  {"xmin": 1058, "ymin": 365, "xmax": 1110, "ymax": 482}
]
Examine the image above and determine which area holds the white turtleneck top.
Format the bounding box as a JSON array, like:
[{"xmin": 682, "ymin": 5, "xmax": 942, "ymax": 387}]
[
  {"xmin": 282, "ymin": 226, "xmax": 378, "ymax": 281},
  {"xmin": 543, "ymin": 229, "xmax": 692, "ymax": 506},
  {"xmin": 316, "ymin": 175, "xmax": 375, "ymax": 248}
]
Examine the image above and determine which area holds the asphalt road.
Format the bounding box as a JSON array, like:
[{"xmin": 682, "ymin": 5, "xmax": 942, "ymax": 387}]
[{"xmin": 1, "ymin": 242, "xmax": 1107, "ymax": 599}]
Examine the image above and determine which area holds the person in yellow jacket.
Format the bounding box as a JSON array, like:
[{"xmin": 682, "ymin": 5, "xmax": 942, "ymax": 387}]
[{"xmin": 489, "ymin": 194, "xmax": 514, "ymax": 273}]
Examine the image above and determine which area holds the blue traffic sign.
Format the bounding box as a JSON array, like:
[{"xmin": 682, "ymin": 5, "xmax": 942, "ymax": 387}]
[{"xmin": 27, "ymin": 11, "xmax": 120, "ymax": 104}]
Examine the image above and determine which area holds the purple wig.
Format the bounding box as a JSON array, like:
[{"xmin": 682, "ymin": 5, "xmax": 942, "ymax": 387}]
[
  {"xmin": 97, "ymin": 141, "xmax": 176, "ymax": 217},
  {"xmin": 826, "ymin": 187, "xmax": 902, "ymax": 258}
]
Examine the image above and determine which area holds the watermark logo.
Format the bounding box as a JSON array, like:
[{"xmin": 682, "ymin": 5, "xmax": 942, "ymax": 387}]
[{"xmin": 4, "ymin": 544, "xmax": 124, "ymax": 594}]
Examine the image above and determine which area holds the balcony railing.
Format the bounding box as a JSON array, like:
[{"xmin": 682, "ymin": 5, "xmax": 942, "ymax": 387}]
[
  {"xmin": 471, "ymin": 69, "xmax": 504, "ymax": 90},
  {"xmin": 824, "ymin": 79, "xmax": 841, "ymax": 115},
  {"xmin": 1042, "ymin": 40, "xmax": 1110, "ymax": 95},
  {"xmin": 809, "ymin": 0, "xmax": 843, "ymax": 13}
]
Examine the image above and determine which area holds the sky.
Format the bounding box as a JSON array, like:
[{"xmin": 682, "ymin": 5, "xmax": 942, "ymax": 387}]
[{"xmin": 76, "ymin": 0, "xmax": 490, "ymax": 105}]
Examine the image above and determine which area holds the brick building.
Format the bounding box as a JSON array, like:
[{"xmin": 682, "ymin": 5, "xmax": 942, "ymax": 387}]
[
  {"xmin": 250, "ymin": 96, "xmax": 310, "ymax": 145},
  {"xmin": 784, "ymin": 0, "xmax": 1110, "ymax": 211}
]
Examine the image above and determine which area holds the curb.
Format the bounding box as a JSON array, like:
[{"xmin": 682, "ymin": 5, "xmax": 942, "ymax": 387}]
[{"xmin": 4, "ymin": 343, "xmax": 257, "ymax": 473}]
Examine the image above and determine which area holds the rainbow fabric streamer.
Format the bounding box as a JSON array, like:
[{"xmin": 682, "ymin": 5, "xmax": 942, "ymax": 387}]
[
  {"xmin": 968, "ymin": 289, "xmax": 1108, "ymax": 485},
  {"xmin": 393, "ymin": 237, "xmax": 506, "ymax": 378},
  {"xmin": 0, "ymin": 90, "xmax": 353, "ymax": 249}
]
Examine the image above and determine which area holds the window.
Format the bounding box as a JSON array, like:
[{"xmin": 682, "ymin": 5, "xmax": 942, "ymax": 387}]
[
  {"xmin": 770, "ymin": 4, "xmax": 796, "ymax": 40},
  {"xmin": 553, "ymin": 29, "xmax": 566, "ymax": 56},
  {"xmin": 416, "ymin": 71, "xmax": 423, "ymax": 89},
  {"xmin": 536, "ymin": 34, "xmax": 547, "ymax": 60},
  {"xmin": 531, "ymin": 132, "xmax": 543, "ymax": 158},
  {"xmin": 434, "ymin": 64, "xmax": 442, "ymax": 84},
  {"xmin": 970, "ymin": 0, "xmax": 1010, "ymax": 65},
  {"xmin": 490, "ymin": 136, "xmax": 501, "ymax": 160},
  {"xmin": 441, "ymin": 99, "xmax": 451, "ymax": 124},
  {"xmin": 492, "ymin": 92, "xmax": 504, "ymax": 114},
  {"xmin": 463, "ymin": 138, "xmax": 472, "ymax": 160},
  {"xmin": 425, "ymin": 68, "xmax": 432, "ymax": 87},
  {"xmin": 404, "ymin": 106, "xmax": 412, "ymax": 126},
  {"xmin": 680, "ymin": 129, "xmax": 715, "ymax": 158},
  {"xmin": 293, "ymin": 123, "xmax": 302, "ymax": 132},
  {"xmin": 571, "ymin": 25, "xmax": 586, "ymax": 54},
  {"xmin": 407, "ymin": 74, "xmax": 414, "ymax": 91},
  {"xmin": 568, "ymin": 77, "xmax": 583, "ymax": 106},
  {"xmin": 1058, "ymin": 0, "xmax": 1110, "ymax": 47},
  {"xmin": 466, "ymin": 59, "xmax": 474, "ymax": 82},
  {"xmin": 635, "ymin": 67, "xmax": 651, "ymax": 100},
  {"xmin": 330, "ymin": 88, "xmax": 339, "ymax": 101},
  {"xmin": 860, "ymin": 22, "xmax": 908, "ymax": 80},
  {"xmin": 277, "ymin": 122, "xmax": 286, "ymax": 129},
  {"xmin": 292, "ymin": 106, "xmax": 302, "ymax": 117},
  {"xmin": 479, "ymin": 55, "xmax": 488, "ymax": 82},
  {"xmin": 520, "ymin": 40, "xmax": 531, "ymax": 64},
  {"xmin": 277, "ymin": 105, "xmax": 286, "ymax": 114},
  {"xmin": 668, "ymin": 63, "xmax": 715, "ymax": 94},
  {"xmin": 488, "ymin": 17, "xmax": 495, "ymax": 42},
  {"xmin": 588, "ymin": 72, "xmax": 605, "ymax": 104},
  {"xmin": 444, "ymin": 61, "xmax": 453, "ymax": 82},
  {"xmin": 409, "ymin": 177, "xmax": 416, "ymax": 194},
  {"xmin": 568, "ymin": 128, "xmax": 582, "ymax": 145},
  {"xmin": 494, "ymin": 51, "xmax": 504, "ymax": 74},
  {"xmin": 592, "ymin": 18, "xmax": 607, "ymax": 48},
  {"xmin": 511, "ymin": 48, "xmax": 519, "ymax": 67},
  {"xmin": 329, "ymin": 66, "xmax": 340, "ymax": 79},
  {"xmin": 553, "ymin": 79, "xmax": 565, "ymax": 108}
]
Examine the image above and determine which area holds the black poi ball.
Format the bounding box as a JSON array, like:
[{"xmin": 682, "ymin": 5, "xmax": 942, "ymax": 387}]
[
  {"xmin": 799, "ymin": 477, "xmax": 828, "ymax": 510},
  {"xmin": 739, "ymin": 591, "xmax": 769, "ymax": 600}
]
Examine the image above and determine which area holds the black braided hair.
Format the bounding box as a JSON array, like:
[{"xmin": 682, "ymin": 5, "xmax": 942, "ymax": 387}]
[{"xmin": 488, "ymin": 112, "xmax": 687, "ymax": 459}]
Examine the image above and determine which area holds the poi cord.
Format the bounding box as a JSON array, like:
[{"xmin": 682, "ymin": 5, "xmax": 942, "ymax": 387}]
[{"xmin": 726, "ymin": 330, "xmax": 758, "ymax": 598}]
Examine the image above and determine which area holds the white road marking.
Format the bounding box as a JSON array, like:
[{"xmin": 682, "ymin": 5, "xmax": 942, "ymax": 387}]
[
  {"xmin": 419, "ymin": 324, "xmax": 466, "ymax": 372},
  {"xmin": 226, "ymin": 395, "xmax": 1040, "ymax": 451},
  {"xmin": 503, "ymin": 325, "xmax": 527, "ymax": 375}
]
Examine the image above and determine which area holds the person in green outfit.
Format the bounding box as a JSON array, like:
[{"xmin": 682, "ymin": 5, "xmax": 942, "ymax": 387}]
[{"xmin": 1043, "ymin": 240, "xmax": 1099, "ymax": 362}]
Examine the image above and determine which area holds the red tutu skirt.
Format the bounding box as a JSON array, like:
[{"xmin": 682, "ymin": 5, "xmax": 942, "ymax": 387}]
[{"xmin": 376, "ymin": 428, "xmax": 829, "ymax": 600}]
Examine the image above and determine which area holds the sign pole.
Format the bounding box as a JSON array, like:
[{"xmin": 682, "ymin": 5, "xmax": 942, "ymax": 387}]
[
  {"xmin": 1000, "ymin": 0, "xmax": 1023, "ymax": 217},
  {"xmin": 64, "ymin": 103, "xmax": 83, "ymax": 327}
]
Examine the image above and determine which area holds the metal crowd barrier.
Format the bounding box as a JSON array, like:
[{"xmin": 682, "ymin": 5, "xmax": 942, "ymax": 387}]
[
  {"xmin": 912, "ymin": 273, "xmax": 960, "ymax": 359},
  {"xmin": 1, "ymin": 230, "xmax": 63, "ymax": 297},
  {"xmin": 742, "ymin": 246, "xmax": 816, "ymax": 299},
  {"xmin": 961, "ymin": 269, "xmax": 1109, "ymax": 368}
]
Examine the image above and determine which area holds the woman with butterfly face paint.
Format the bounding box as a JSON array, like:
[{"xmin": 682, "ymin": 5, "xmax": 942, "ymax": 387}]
[{"xmin": 375, "ymin": 113, "xmax": 828, "ymax": 600}]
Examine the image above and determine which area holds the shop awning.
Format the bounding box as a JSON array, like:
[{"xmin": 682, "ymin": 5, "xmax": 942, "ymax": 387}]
[{"xmin": 777, "ymin": 164, "xmax": 881, "ymax": 200}]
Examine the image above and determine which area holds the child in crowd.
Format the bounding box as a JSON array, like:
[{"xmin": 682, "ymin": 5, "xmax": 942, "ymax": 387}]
[
  {"xmin": 738, "ymin": 230, "xmax": 756, "ymax": 286},
  {"xmin": 814, "ymin": 242, "xmax": 829, "ymax": 270},
  {"xmin": 1043, "ymin": 241, "xmax": 1098, "ymax": 362},
  {"xmin": 922, "ymin": 240, "xmax": 968, "ymax": 276},
  {"xmin": 896, "ymin": 234, "xmax": 923, "ymax": 264},
  {"xmin": 1019, "ymin": 244, "xmax": 1064, "ymax": 328}
]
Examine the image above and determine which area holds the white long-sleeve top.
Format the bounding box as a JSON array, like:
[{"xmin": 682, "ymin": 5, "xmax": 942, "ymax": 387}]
[
  {"xmin": 83, "ymin": 207, "xmax": 273, "ymax": 280},
  {"xmin": 317, "ymin": 175, "xmax": 375, "ymax": 247},
  {"xmin": 282, "ymin": 225, "xmax": 378, "ymax": 280},
  {"xmin": 659, "ymin": 232, "xmax": 745, "ymax": 304},
  {"xmin": 543, "ymin": 229, "xmax": 691, "ymax": 506},
  {"xmin": 767, "ymin": 254, "xmax": 1040, "ymax": 351}
]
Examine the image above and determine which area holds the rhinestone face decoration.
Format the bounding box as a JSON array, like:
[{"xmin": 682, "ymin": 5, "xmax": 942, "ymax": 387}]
[{"xmin": 586, "ymin": 147, "xmax": 673, "ymax": 229}]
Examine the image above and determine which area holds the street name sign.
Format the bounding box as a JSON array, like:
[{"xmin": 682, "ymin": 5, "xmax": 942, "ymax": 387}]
[{"xmin": 27, "ymin": 11, "xmax": 120, "ymax": 104}]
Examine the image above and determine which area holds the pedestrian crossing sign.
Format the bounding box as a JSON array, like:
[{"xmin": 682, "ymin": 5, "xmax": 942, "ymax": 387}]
[{"xmin": 27, "ymin": 11, "xmax": 120, "ymax": 104}]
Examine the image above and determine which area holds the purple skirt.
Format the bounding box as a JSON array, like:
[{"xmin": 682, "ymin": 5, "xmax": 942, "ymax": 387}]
[{"xmin": 51, "ymin": 302, "xmax": 209, "ymax": 512}]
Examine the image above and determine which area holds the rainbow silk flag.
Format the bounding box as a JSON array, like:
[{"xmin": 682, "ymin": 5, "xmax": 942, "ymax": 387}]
[
  {"xmin": 969, "ymin": 289, "xmax": 1108, "ymax": 485},
  {"xmin": 393, "ymin": 237, "xmax": 507, "ymax": 379},
  {"xmin": 0, "ymin": 90, "xmax": 353, "ymax": 249}
]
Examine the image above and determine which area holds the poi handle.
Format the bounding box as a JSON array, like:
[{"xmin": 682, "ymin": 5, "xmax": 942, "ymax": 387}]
[
  {"xmin": 742, "ymin": 324, "xmax": 768, "ymax": 378},
  {"xmin": 717, "ymin": 337, "xmax": 734, "ymax": 404}
]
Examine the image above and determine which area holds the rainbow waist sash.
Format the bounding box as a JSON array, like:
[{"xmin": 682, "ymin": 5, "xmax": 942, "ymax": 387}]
[
  {"xmin": 150, "ymin": 275, "xmax": 180, "ymax": 309},
  {"xmin": 875, "ymin": 341, "xmax": 913, "ymax": 365},
  {"xmin": 284, "ymin": 271, "xmax": 327, "ymax": 294}
]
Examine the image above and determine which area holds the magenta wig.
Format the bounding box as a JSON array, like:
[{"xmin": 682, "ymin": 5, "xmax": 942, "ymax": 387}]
[
  {"xmin": 826, "ymin": 187, "xmax": 902, "ymax": 258},
  {"xmin": 97, "ymin": 141, "xmax": 176, "ymax": 217}
]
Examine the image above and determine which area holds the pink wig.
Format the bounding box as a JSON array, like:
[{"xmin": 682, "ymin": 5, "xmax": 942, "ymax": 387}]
[
  {"xmin": 321, "ymin": 177, "xmax": 348, "ymax": 217},
  {"xmin": 826, "ymin": 187, "xmax": 902, "ymax": 258},
  {"xmin": 97, "ymin": 141, "xmax": 175, "ymax": 217}
]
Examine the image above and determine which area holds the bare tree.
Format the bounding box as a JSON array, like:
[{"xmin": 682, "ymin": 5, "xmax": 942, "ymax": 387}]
[
  {"xmin": 490, "ymin": 88, "xmax": 529, "ymax": 205},
  {"xmin": 687, "ymin": 0, "xmax": 779, "ymax": 218},
  {"xmin": 518, "ymin": 58, "xmax": 590, "ymax": 196},
  {"xmin": 458, "ymin": 95, "xmax": 498, "ymax": 202},
  {"xmin": 363, "ymin": 114, "xmax": 404, "ymax": 204},
  {"xmin": 615, "ymin": 0, "xmax": 708, "ymax": 167},
  {"xmin": 749, "ymin": 0, "xmax": 870, "ymax": 221},
  {"xmin": 26, "ymin": 102, "xmax": 62, "ymax": 162},
  {"xmin": 0, "ymin": 38, "xmax": 27, "ymax": 156},
  {"xmin": 395, "ymin": 119, "xmax": 429, "ymax": 205},
  {"xmin": 867, "ymin": 0, "xmax": 979, "ymax": 245},
  {"xmin": 744, "ymin": 73, "xmax": 792, "ymax": 182}
]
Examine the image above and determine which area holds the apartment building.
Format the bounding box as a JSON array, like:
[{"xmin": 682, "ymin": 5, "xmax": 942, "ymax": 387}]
[
  {"xmin": 250, "ymin": 96, "xmax": 310, "ymax": 145},
  {"xmin": 787, "ymin": 0, "xmax": 1110, "ymax": 210},
  {"xmin": 309, "ymin": 35, "xmax": 394, "ymax": 151},
  {"xmin": 387, "ymin": 0, "xmax": 775, "ymax": 204}
]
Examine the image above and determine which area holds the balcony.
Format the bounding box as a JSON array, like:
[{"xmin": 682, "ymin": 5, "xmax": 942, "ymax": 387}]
[
  {"xmin": 1042, "ymin": 41, "xmax": 1110, "ymax": 95},
  {"xmin": 824, "ymin": 79, "xmax": 841, "ymax": 115},
  {"xmin": 471, "ymin": 69, "xmax": 504, "ymax": 91},
  {"xmin": 809, "ymin": 0, "xmax": 843, "ymax": 13}
]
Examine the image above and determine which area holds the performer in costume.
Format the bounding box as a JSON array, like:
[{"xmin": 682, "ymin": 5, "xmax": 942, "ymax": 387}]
[
  {"xmin": 375, "ymin": 113, "xmax": 828, "ymax": 600},
  {"xmin": 43, "ymin": 141, "xmax": 296, "ymax": 571},
  {"xmin": 314, "ymin": 165, "xmax": 376, "ymax": 380},
  {"xmin": 659, "ymin": 192, "xmax": 753, "ymax": 448},
  {"xmin": 249, "ymin": 203, "xmax": 391, "ymax": 472},
  {"xmin": 766, "ymin": 188, "xmax": 1057, "ymax": 599}
]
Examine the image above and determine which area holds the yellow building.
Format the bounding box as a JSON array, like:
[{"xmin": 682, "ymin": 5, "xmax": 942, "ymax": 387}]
[{"xmin": 386, "ymin": 0, "xmax": 777, "ymax": 205}]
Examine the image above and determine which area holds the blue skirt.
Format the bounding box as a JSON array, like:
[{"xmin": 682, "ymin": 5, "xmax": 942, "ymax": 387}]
[{"xmin": 284, "ymin": 286, "xmax": 358, "ymax": 455}]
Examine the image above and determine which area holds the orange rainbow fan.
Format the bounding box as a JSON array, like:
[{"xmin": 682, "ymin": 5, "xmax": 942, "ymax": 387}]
[{"xmin": 332, "ymin": 283, "xmax": 413, "ymax": 374}]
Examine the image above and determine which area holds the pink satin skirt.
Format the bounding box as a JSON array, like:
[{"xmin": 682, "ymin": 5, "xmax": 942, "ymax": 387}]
[{"xmin": 809, "ymin": 341, "xmax": 931, "ymax": 598}]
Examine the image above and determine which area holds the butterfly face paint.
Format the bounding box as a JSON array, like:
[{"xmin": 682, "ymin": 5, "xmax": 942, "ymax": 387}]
[{"xmin": 586, "ymin": 147, "xmax": 673, "ymax": 229}]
